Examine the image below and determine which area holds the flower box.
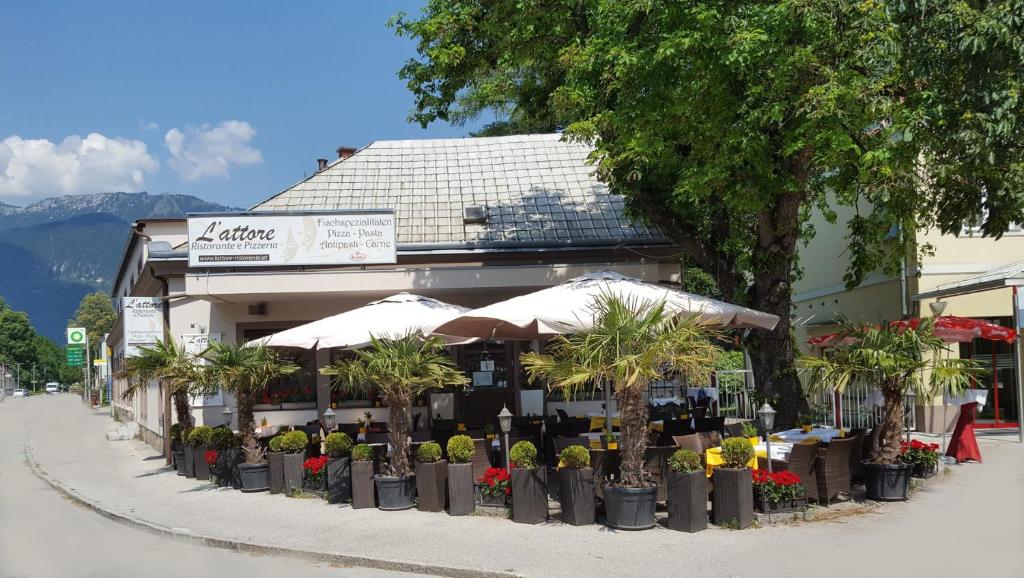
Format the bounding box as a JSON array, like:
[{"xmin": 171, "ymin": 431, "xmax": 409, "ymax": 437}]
[
  {"xmin": 253, "ymin": 404, "xmax": 280, "ymax": 411},
  {"xmin": 756, "ymin": 494, "xmax": 807, "ymax": 514},
  {"xmin": 912, "ymin": 462, "xmax": 937, "ymax": 479},
  {"xmin": 282, "ymin": 402, "xmax": 316, "ymax": 410},
  {"xmin": 474, "ymin": 484, "xmax": 510, "ymax": 508}
]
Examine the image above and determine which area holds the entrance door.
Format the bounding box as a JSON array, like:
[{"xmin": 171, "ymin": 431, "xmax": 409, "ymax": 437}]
[
  {"xmin": 961, "ymin": 322, "xmax": 1019, "ymax": 428},
  {"xmin": 455, "ymin": 340, "xmax": 517, "ymax": 428}
]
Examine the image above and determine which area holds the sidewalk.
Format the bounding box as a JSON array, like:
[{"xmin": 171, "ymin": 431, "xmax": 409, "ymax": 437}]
[{"xmin": 26, "ymin": 396, "xmax": 1024, "ymax": 577}]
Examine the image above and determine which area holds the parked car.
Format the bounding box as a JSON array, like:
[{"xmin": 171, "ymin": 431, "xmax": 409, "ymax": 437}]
[
  {"xmin": 45, "ymin": 382, "xmax": 59, "ymax": 394},
  {"xmin": 12, "ymin": 389, "xmax": 27, "ymax": 397}
]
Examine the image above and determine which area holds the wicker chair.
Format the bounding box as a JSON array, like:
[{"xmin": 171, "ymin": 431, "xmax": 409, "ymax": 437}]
[
  {"xmin": 695, "ymin": 416, "xmax": 725, "ymax": 434},
  {"xmin": 471, "ymin": 438, "xmax": 492, "ymax": 479},
  {"xmin": 643, "ymin": 446, "xmax": 675, "ymax": 502},
  {"xmin": 817, "ymin": 436, "xmax": 857, "ymax": 506},
  {"xmin": 723, "ymin": 423, "xmax": 744, "ymax": 438},
  {"xmin": 672, "ymin": 434, "xmax": 704, "ymax": 455},
  {"xmin": 657, "ymin": 419, "xmax": 694, "ymax": 446},
  {"xmin": 757, "ymin": 440, "xmax": 820, "ymax": 503},
  {"xmin": 697, "ymin": 430, "xmax": 722, "ymax": 451}
]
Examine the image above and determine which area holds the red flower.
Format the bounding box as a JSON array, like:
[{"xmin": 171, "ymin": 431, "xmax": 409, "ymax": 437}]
[
  {"xmin": 205, "ymin": 449, "xmax": 218, "ymax": 466},
  {"xmin": 304, "ymin": 456, "xmax": 329, "ymax": 476}
]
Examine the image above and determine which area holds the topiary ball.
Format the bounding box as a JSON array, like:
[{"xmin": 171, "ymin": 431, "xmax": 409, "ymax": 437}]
[
  {"xmin": 721, "ymin": 437, "xmax": 754, "ymax": 468},
  {"xmin": 558, "ymin": 445, "xmax": 590, "ymax": 469},
  {"xmin": 509, "ymin": 440, "xmax": 538, "ymax": 469},
  {"xmin": 446, "ymin": 435, "xmax": 474, "ymax": 464},
  {"xmin": 351, "ymin": 443, "xmax": 374, "ymax": 462},
  {"xmin": 268, "ymin": 435, "xmax": 284, "ymax": 453},
  {"xmin": 279, "ymin": 430, "xmax": 308, "ymax": 453},
  {"xmin": 324, "ymin": 432, "xmax": 353, "ymax": 458},
  {"xmin": 416, "ymin": 441, "xmax": 442, "ymax": 463},
  {"xmin": 668, "ymin": 448, "xmax": 702, "ymax": 473},
  {"xmin": 210, "ymin": 426, "xmax": 237, "ymax": 450},
  {"xmin": 187, "ymin": 425, "xmax": 214, "ymax": 447}
]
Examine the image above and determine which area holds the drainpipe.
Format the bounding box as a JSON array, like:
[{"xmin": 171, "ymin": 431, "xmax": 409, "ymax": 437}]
[
  {"xmin": 899, "ymin": 226, "xmax": 909, "ymax": 319},
  {"xmin": 151, "ymin": 266, "xmax": 174, "ymax": 464}
]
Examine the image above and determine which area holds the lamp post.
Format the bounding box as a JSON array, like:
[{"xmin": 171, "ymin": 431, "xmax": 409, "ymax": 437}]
[
  {"xmin": 497, "ymin": 405, "xmax": 513, "ymax": 474},
  {"xmin": 758, "ymin": 403, "xmax": 777, "ymax": 473},
  {"xmin": 222, "ymin": 406, "xmax": 233, "ymax": 429},
  {"xmin": 321, "ymin": 407, "xmax": 337, "ymax": 435}
]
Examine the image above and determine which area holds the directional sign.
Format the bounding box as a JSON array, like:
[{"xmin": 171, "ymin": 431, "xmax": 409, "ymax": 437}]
[
  {"xmin": 67, "ymin": 327, "xmax": 87, "ymax": 346},
  {"xmin": 66, "ymin": 345, "xmax": 85, "ymax": 367}
]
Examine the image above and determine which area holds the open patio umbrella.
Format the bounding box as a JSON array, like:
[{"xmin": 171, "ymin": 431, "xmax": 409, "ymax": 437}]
[
  {"xmin": 807, "ymin": 316, "xmax": 1017, "ymax": 347},
  {"xmin": 248, "ymin": 293, "xmax": 475, "ymax": 350}
]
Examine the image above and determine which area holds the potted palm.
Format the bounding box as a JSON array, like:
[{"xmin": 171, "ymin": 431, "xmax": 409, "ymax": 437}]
[
  {"xmin": 323, "ymin": 432, "xmax": 354, "ymax": 504},
  {"xmin": 557, "ymin": 445, "xmax": 594, "ymax": 526},
  {"xmin": 350, "ymin": 443, "xmax": 376, "ymax": 509},
  {"xmin": 446, "ymin": 435, "xmax": 475, "ymax": 515},
  {"xmin": 415, "ymin": 441, "xmax": 447, "ymax": 512},
  {"xmin": 712, "ymin": 437, "xmax": 755, "ymax": 529},
  {"xmin": 666, "ymin": 448, "xmax": 707, "ymax": 533},
  {"xmin": 279, "ymin": 430, "xmax": 309, "ymax": 495},
  {"xmin": 522, "ymin": 294, "xmax": 720, "ymax": 530},
  {"xmin": 200, "ymin": 342, "xmax": 299, "ymax": 493},
  {"xmin": 510, "ymin": 441, "xmax": 547, "ymax": 524},
  {"xmin": 799, "ymin": 316, "xmax": 979, "ymax": 501},
  {"xmin": 187, "ymin": 425, "xmax": 214, "ymax": 481},
  {"xmin": 321, "ymin": 333, "xmax": 469, "ymax": 511}
]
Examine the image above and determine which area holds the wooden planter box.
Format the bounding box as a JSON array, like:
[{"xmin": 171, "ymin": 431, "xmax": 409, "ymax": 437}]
[
  {"xmin": 756, "ymin": 495, "xmax": 807, "ymax": 514},
  {"xmin": 302, "ymin": 476, "xmax": 327, "ymax": 500},
  {"xmin": 326, "ymin": 457, "xmax": 351, "ymax": 504},
  {"xmin": 511, "ymin": 466, "xmax": 548, "ymax": 524},
  {"xmin": 712, "ymin": 467, "xmax": 754, "ymax": 529},
  {"xmin": 193, "ymin": 444, "xmax": 211, "ymax": 481},
  {"xmin": 447, "ymin": 462, "xmax": 475, "ymax": 516},
  {"xmin": 351, "ymin": 460, "xmax": 376, "ymax": 509},
  {"xmin": 557, "ymin": 467, "xmax": 595, "ymax": 526},
  {"xmin": 474, "ymin": 485, "xmax": 511, "ymax": 509},
  {"xmin": 182, "ymin": 444, "xmax": 196, "ymax": 478},
  {"xmin": 283, "ymin": 453, "xmax": 305, "ymax": 495},
  {"xmin": 667, "ymin": 470, "xmax": 708, "ymax": 533},
  {"xmin": 215, "ymin": 447, "xmax": 241, "ymax": 488},
  {"xmin": 267, "ymin": 452, "xmax": 285, "ymax": 494},
  {"xmin": 415, "ymin": 460, "xmax": 448, "ymax": 512}
]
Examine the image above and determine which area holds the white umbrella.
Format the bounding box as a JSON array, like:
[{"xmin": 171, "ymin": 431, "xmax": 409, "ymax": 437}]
[
  {"xmin": 431, "ymin": 270, "xmax": 779, "ymax": 340},
  {"xmin": 249, "ymin": 293, "xmax": 475, "ymax": 350}
]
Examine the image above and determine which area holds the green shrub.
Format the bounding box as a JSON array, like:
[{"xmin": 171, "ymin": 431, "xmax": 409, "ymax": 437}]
[
  {"xmin": 279, "ymin": 430, "xmax": 308, "ymax": 453},
  {"xmin": 351, "ymin": 443, "xmax": 374, "ymax": 462},
  {"xmin": 721, "ymin": 437, "xmax": 754, "ymax": 468},
  {"xmin": 558, "ymin": 445, "xmax": 590, "ymax": 469},
  {"xmin": 668, "ymin": 449, "xmax": 702, "ymax": 473},
  {"xmin": 416, "ymin": 441, "xmax": 442, "ymax": 463},
  {"xmin": 509, "ymin": 440, "xmax": 538, "ymax": 469},
  {"xmin": 169, "ymin": 423, "xmax": 184, "ymax": 444},
  {"xmin": 268, "ymin": 435, "xmax": 284, "ymax": 453},
  {"xmin": 740, "ymin": 421, "xmax": 759, "ymax": 438},
  {"xmin": 323, "ymin": 432, "xmax": 353, "ymax": 458},
  {"xmin": 187, "ymin": 425, "xmax": 214, "ymax": 447},
  {"xmin": 210, "ymin": 426, "xmax": 237, "ymax": 450},
  {"xmin": 447, "ymin": 435, "xmax": 475, "ymax": 464}
]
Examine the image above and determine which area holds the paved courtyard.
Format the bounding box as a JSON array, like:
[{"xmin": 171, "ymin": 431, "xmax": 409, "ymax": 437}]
[{"xmin": 6, "ymin": 395, "xmax": 1023, "ymax": 577}]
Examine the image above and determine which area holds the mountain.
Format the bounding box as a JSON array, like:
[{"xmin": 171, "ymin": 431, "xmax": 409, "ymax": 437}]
[{"xmin": 0, "ymin": 192, "xmax": 238, "ymax": 342}]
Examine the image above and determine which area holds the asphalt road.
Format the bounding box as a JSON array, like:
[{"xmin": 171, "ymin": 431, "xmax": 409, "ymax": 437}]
[{"xmin": 0, "ymin": 395, "xmax": 421, "ymax": 578}]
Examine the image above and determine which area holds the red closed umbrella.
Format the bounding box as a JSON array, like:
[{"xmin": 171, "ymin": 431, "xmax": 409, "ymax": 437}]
[{"xmin": 807, "ymin": 316, "xmax": 1017, "ymax": 347}]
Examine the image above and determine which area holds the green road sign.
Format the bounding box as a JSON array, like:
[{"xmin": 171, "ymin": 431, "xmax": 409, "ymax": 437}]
[{"xmin": 67, "ymin": 344, "xmax": 85, "ymax": 367}]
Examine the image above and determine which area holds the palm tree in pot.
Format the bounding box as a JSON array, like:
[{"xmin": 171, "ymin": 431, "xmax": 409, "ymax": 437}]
[
  {"xmin": 201, "ymin": 342, "xmax": 299, "ymax": 492},
  {"xmin": 321, "ymin": 333, "xmax": 468, "ymax": 510},
  {"xmin": 521, "ymin": 294, "xmax": 720, "ymax": 530},
  {"xmin": 800, "ymin": 316, "xmax": 980, "ymax": 500}
]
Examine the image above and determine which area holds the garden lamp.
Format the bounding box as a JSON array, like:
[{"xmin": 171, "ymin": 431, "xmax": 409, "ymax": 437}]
[
  {"xmin": 321, "ymin": 407, "xmax": 337, "ymax": 434},
  {"xmin": 221, "ymin": 405, "xmax": 233, "ymax": 429},
  {"xmin": 929, "ymin": 300, "xmax": 947, "ymax": 317},
  {"xmin": 498, "ymin": 405, "xmax": 513, "ymax": 474},
  {"xmin": 758, "ymin": 403, "xmax": 777, "ymax": 473}
]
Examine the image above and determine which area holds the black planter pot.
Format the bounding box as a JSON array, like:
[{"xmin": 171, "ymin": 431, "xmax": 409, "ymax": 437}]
[
  {"xmin": 238, "ymin": 463, "xmax": 269, "ymax": 492},
  {"xmin": 603, "ymin": 484, "xmax": 657, "ymax": 530},
  {"xmin": 511, "ymin": 467, "xmax": 548, "ymax": 524},
  {"xmin": 183, "ymin": 444, "xmax": 196, "ymax": 478},
  {"xmin": 375, "ymin": 475, "xmax": 416, "ymax": 510},
  {"xmin": 215, "ymin": 448, "xmax": 241, "ymax": 488},
  {"xmin": 193, "ymin": 445, "xmax": 211, "ymax": 481},
  {"xmin": 267, "ymin": 452, "xmax": 285, "ymax": 495},
  {"xmin": 712, "ymin": 467, "xmax": 754, "ymax": 529},
  {"xmin": 326, "ymin": 457, "xmax": 352, "ymax": 504},
  {"xmin": 912, "ymin": 461, "xmax": 937, "ymax": 479},
  {"xmin": 558, "ymin": 467, "xmax": 595, "ymax": 526},
  {"xmin": 447, "ymin": 462, "xmax": 475, "ymax": 516},
  {"xmin": 864, "ymin": 461, "xmax": 912, "ymax": 501},
  {"xmin": 351, "ymin": 461, "xmax": 376, "ymax": 509},
  {"xmin": 415, "ymin": 460, "xmax": 448, "ymax": 512},
  {"xmin": 173, "ymin": 450, "xmax": 186, "ymax": 476},
  {"xmin": 757, "ymin": 496, "xmax": 807, "ymax": 514},
  {"xmin": 666, "ymin": 470, "xmax": 708, "ymax": 533},
  {"xmin": 283, "ymin": 453, "xmax": 305, "ymax": 495}
]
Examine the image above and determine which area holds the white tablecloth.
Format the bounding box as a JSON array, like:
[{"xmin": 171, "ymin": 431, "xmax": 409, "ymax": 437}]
[
  {"xmin": 686, "ymin": 387, "xmax": 719, "ymax": 402},
  {"xmin": 775, "ymin": 427, "xmax": 843, "ymax": 443},
  {"xmin": 755, "ymin": 442, "xmax": 793, "ymax": 461},
  {"xmin": 944, "ymin": 388, "xmax": 988, "ymax": 408},
  {"xmin": 650, "ymin": 397, "xmax": 687, "ymax": 407}
]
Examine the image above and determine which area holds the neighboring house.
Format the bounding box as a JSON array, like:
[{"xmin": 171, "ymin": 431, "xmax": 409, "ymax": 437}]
[
  {"xmin": 794, "ymin": 204, "xmax": 1024, "ymax": 433},
  {"xmin": 108, "ymin": 133, "xmax": 681, "ymax": 450}
]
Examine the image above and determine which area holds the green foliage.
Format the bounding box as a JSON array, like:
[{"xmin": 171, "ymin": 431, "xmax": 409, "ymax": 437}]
[
  {"xmin": 509, "ymin": 440, "xmax": 538, "ymax": 469},
  {"xmin": 740, "ymin": 421, "xmax": 759, "ymax": 439},
  {"xmin": 558, "ymin": 445, "xmax": 590, "ymax": 469},
  {"xmin": 416, "ymin": 441, "xmax": 443, "ymax": 463},
  {"xmin": 210, "ymin": 426, "xmax": 237, "ymax": 450},
  {"xmin": 187, "ymin": 425, "xmax": 213, "ymax": 447},
  {"xmin": 721, "ymin": 438, "xmax": 754, "ymax": 469},
  {"xmin": 351, "ymin": 443, "xmax": 374, "ymax": 462},
  {"xmin": 668, "ymin": 449, "xmax": 702, "ymax": 473},
  {"xmin": 279, "ymin": 430, "xmax": 308, "ymax": 454},
  {"xmin": 268, "ymin": 435, "xmax": 284, "ymax": 453},
  {"xmin": 324, "ymin": 432, "xmax": 353, "ymax": 458},
  {"xmin": 169, "ymin": 422, "xmax": 184, "ymax": 444},
  {"xmin": 69, "ymin": 292, "xmax": 116, "ymax": 357},
  {"xmin": 446, "ymin": 435, "xmax": 475, "ymax": 464}
]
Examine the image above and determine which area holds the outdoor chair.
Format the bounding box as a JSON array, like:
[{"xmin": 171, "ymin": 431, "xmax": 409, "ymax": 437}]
[
  {"xmin": 431, "ymin": 419, "xmax": 457, "ymax": 431},
  {"xmin": 643, "ymin": 446, "xmax": 675, "ymax": 502},
  {"xmin": 816, "ymin": 436, "xmax": 857, "ymax": 506},
  {"xmin": 465, "ymin": 429, "xmax": 485, "ymax": 439},
  {"xmin": 338, "ymin": 423, "xmax": 360, "ymax": 439},
  {"xmin": 695, "ymin": 416, "xmax": 725, "ymax": 434},
  {"xmin": 757, "ymin": 440, "xmax": 820, "ymax": 503},
  {"xmin": 672, "ymin": 434, "xmax": 704, "ymax": 456},
  {"xmin": 369, "ymin": 421, "xmax": 388, "ymax": 432},
  {"xmin": 556, "ymin": 408, "xmax": 570, "ymax": 422},
  {"xmin": 723, "ymin": 423, "xmax": 744, "ymax": 438},
  {"xmin": 697, "ymin": 430, "xmax": 722, "ymax": 451}
]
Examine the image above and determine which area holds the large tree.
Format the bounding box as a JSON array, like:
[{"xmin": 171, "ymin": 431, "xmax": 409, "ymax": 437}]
[
  {"xmin": 392, "ymin": 0, "xmax": 1023, "ymax": 424},
  {"xmin": 70, "ymin": 291, "xmax": 117, "ymax": 357}
]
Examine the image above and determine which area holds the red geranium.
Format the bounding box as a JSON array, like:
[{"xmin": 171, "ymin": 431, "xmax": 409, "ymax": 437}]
[
  {"xmin": 752, "ymin": 468, "xmax": 805, "ymax": 502},
  {"xmin": 479, "ymin": 467, "xmax": 511, "ymax": 497},
  {"xmin": 205, "ymin": 449, "xmax": 218, "ymax": 466}
]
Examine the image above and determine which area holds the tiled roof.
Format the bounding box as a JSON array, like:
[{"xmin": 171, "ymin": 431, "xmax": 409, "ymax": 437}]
[{"xmin": 252, "ymin": 133, "xmax": 665, "ymax": 248}]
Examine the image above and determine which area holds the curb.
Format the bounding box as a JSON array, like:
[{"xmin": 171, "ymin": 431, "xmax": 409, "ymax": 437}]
[{"xmin": 25, "ymin": 441, "xmax": 521, "ymax": 578}]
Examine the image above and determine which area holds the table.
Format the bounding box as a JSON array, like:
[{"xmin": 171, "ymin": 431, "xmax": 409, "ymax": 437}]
[
  {"xmin": 703, "ymin": 442, "xmax": 793, "ymax": 477},
  {"xmin": 582, "ymin": 431, "xmax": 620, "ymax": 448},
  {"xmin": 685, "ymin": 387, "xmax": 719, "ymax": 402},
  {"xmin": 774, "ymin": 427, "xmax": 843, "ymax": 443}
]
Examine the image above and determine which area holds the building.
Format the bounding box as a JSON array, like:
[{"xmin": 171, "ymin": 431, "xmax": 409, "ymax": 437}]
[
  {"xmin": 108, "ymin": 133, "xmax": 682, "ymax": 450},
  {"xmin": 794, "ymin": 203, "xmax": 1024, "ymax": 433}
]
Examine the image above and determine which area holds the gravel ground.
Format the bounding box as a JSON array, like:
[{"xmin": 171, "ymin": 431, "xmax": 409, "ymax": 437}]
[{"xmin": 13, "ymin": 396, "xmax": 1024, "ymax": 577}]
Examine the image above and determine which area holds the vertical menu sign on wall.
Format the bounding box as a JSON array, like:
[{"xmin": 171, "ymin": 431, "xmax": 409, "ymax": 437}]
[
  {"xmin": 182, "ymin": 333, "xmax": 224, "ymax": 407},
  {"xmin": 124, "ymin": 297, "xmax": 164, "ymax": 358}
]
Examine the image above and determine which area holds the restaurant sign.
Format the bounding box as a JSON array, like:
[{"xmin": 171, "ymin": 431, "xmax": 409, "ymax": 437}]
[{"xmin": 187, "ymin": 211, "xmax": 397, "ymax": 267}]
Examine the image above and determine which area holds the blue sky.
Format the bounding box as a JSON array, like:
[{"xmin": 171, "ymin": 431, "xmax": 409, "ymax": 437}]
[{"xmin": 0, "ymin": 1, "xmax": 483, "ymax": 208}]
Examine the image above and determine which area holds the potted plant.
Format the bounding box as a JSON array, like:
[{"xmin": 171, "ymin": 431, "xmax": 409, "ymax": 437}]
[
  {"xmin": 799, "ymin": 416, "xmax": 813, "ymax": 433},
  {"xmin": 666, "ymin": 448, "xmax": 707, "ymax": 532},
  {"xmin": 180, "ymin": 427, "xmax": 196, "ymax": 477},
  {"xmin": 557, "ymin": 445, "xmax": 594, "ymax": 526},
  {"xmin": 323, "ymin": 432, "xmax": 353, "ymax": 504},
  {"xmin": 415, "ymin": 441, "xmax": 447, "ymax": 512},
  {"xmin": 446, "ymin": 434, "xmax": 475, "ymax": 515},
  {"xmin": 800, "ymin": 316, "xmax": 979, "ymax": 501},
  {"xmin": 741, "ymin": 421, "xmax": 760, "ymax": 446},
  {"xmin": 321, "ymin": 333, "xmax": 469, "ymax": 511},
  {"xmin": 187, "ymin": 425, "xmax": 214, "ymax": 481},
  {"xmin": 303, "ymin": 455, "xmax": 329, "ymax": 498},
  {"xmin": 267, "ymin": 435, "xmax": 287, "ymax": 494},
  {"xmin": 279, "ymin": 430, "xmax": 309, "ymax": 495},
  {"xmin": 752, "ymin": 469, "xmax": 806, "ymax": 513},
  {"xmin": 899, "ymin": 439, "xmax": 941, "ymax": 479},
  {"xmin": 210, "ymin": 426, "xmax": 240, "ymax": 488},
  {"xmin": 477, "ymin": 467, "xmax": 511, "ymax": 508},
  {"xmin": 509, "ymin": 440, "xmax": 547, "ymax": 524},
  {"xmin": 522, "ymin": 294, "xmax": 720, "ymax": 530},
  {"xmin": 350, "ymin": 443, "xmax": 376, "ymax": 509},
  {"xmin": 199, "ymin": 342, "xmax": 299, "ymax": 493},
  {"xmin": 602, "ymin": 432, "xmax": 618, "ymax": 450},
  {"xmin": 169, "ymin": 423, "xmax": 185, "ymax": 471},
  {"xmin": 712, "ymin": 437, "xmax": 755, "ymax": 529},
  {"xmin": 484, "ymin": 422, "xmax": 496, "ymax": 441}
]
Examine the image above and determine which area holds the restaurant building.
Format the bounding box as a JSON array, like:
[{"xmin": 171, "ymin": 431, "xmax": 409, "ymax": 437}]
[{"xmin": 108, "ymin": 133, "xmax": 682, "ymax": 449}]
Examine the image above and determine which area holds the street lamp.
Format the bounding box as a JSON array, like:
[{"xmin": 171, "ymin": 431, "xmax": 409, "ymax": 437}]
[
  {"xmin": 497, "ymin": 404, "xmax": 513, "ymax": 474},
  {"xmin": 758, "ymin": 403, "xmax": 777, "ymax": 473},
  {"xmin": 929, "ymin": 300, "xmax": 948, "ymax": 317},
  {"xmin": 321, "ymin": 407, "xmax": 337, "ymax": 434},
  {"xmin": 222, "ymin": 406, "xmax": 233, "ymax": 429}
]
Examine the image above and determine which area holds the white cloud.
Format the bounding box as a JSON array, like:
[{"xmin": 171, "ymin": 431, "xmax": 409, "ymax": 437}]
[
  {"xmin": 139, "ymin": 120, "xmax": 160, "ymax": 131},
  {"xmin": 165, "ymin": 120, "xmax": 262, "ymax": 181},
  {"xmin": 0, "ymin": 133, "xmax": 159, "ymax": 199}
]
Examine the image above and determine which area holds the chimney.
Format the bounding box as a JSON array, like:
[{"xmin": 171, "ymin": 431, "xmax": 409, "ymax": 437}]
[
  {"xmin": 336, "ymin": 146, "xmax": 357, "ymax": 160},
  {"xmin": 316, "ymin": 158, "xmax": 328, "ymax": 172}
]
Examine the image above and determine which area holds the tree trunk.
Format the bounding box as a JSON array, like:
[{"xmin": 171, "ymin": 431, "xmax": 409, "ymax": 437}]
[
  {"xmin": 238, "ymin": 393, "xmax": 261, "ymax": 465},
  {"xmin": 870, "ymin": 390, "xmax": 904, "ymax": 463},
  {"xmin": 386, "ymin": 394, "xmax": 411, "ymax": 477},
  {"xmin": 172, "ymin": 389, "xmax": 192, "ymax": 429},
  {"xmin": 617, "ymin": 387, "xmax": 650, "ymax": 488}
]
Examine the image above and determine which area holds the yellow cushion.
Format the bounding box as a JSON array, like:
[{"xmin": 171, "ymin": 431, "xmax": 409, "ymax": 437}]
[{"xmin": 769, "ymin": 434, "xmax": 785, "ymax": 442}]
